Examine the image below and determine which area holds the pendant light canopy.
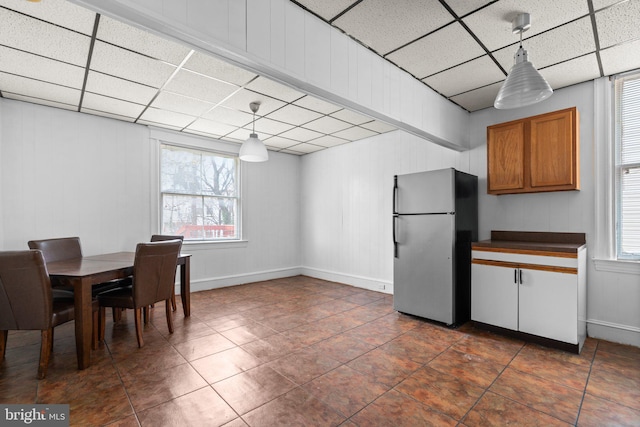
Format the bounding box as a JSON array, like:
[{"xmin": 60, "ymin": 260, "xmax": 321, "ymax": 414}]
[
  {"xmin": 494, "ymin": 13, "xmax": 553, "ymax": 110},
  {"xmin": 239, "ymin": 102, "xmax": 269, "ymax": 162}
]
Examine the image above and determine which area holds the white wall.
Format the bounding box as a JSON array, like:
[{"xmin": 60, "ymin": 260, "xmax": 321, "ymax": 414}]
[
  {"xmin": 300, "ymin": 130, "xmax": 468, "ymax": 291},
  {"xmin": 301, "ymin": 81, "xmax": 640, "ymax": 347},
  {"xmin": 0, "ymin": 98, "xmax": 302, "ymax": 291}
]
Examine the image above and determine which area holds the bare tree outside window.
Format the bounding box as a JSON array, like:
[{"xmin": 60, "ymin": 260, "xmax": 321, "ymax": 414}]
[{"xmin": 160, "ymin": 144, "xmax": 239, "ymax": 240}]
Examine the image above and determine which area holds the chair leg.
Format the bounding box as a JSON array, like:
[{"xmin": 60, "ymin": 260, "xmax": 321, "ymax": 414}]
[
  {"xmin": 165, "ymin": 299, "xmax": 174, "ymax": 334},
  {"xmin": 92, "ymin": 309, "xmax": 99, "ymax": 350},
  {"xmin": 143, "ymin": 306, "xmax": 150, "ymax": 325},
  {"xmin": 38, "ymin": 329, "xmax": 53, "ymax": 380},
  {"xmin": 171, "ymin": 290, "xmax": 177, "ymax": 312},
  {"xmin": 134, "ymin": 308, "xmax": 144, "ymax": 348},
  {"xmin": 50, "ymin": 328, "xmax": 55, "ymax": 352},
  {"xmin": 113, "ymin": 307, "xmax": 122, "ymax": 323},
  {"xmin": 0, "ymin": 330, "xmax": 7, "ymax": 360},
  {"xmin": 98, "ymin": 307, "xmax": 106, "ymax": 342}
]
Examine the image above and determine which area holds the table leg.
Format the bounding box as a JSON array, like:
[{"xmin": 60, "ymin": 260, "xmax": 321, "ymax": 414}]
[
  {"xmin": 73, "ymin": 277, "xmax": 92, "ymax": 369},
  {"xmin": 180, "ymin": 257, "xmax": 190, "ymax": 317}
]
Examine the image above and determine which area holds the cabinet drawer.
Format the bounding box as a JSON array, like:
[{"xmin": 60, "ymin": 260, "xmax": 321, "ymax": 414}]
[{"xmin": 472, "ymin": 249, "xmax": 577, "ymax": 269}]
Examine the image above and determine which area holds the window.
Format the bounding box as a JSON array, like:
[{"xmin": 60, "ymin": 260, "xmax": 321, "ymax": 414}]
[
  {"xmin": 614, "ymin": 72, "xmax": 640, "ymax": 259},
  {"xmin": 160, "ymin": 144, "xmax": 239, "ymax": 241}
]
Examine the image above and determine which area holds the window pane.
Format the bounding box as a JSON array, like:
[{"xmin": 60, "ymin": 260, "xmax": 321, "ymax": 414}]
[
  {"xmin": 203, "ymin": 197, "xmax": 237, "ymax": 239},
  {"xmin": 620, "ymin": 78, "xmax": 640, "ymax": 164},
  {"xmin": 619, "ymin": 166, "xmax": 640, "ymax": 257},
  {"xmin": 201, "ymin": 151, "xmax": 236, "ymax": 197},
  {"xmin": 161, "ymin": 146, "xmax": 203, "ymax": 195}
]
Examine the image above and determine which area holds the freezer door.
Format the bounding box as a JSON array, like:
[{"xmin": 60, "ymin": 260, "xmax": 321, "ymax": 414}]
[
  {"xmin": 393, "ymin": 214, "xmax": 454, "ymax": 324},
  {"xmin": 395, "ymin": 169, "xmax": 454, "ymax": 214}
]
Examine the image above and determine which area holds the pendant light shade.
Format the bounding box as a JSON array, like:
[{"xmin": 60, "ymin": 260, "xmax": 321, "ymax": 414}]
[
  {"xmin": 494, "ymin": 13, "xmax": 553, "ymax": 110},
  {"xmin": 239, "ymin": 102, "xmax": 268, "ymax": 162}
]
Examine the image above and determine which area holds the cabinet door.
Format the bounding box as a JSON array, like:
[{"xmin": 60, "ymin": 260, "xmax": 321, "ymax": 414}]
[
  {"xmin": 529, "ymin": 109, "xmax": 578, "ymax": 190},
  {"xmin": 487, "ymin": 121, "xmax": 525, "ymax": 193},
  {"xmin": 518, "ymin": 268, "xmax": 578, "ymax": 344},
  {"xmin": 471, "ymin": 262, "xmax": 518, "ymax": 330}
]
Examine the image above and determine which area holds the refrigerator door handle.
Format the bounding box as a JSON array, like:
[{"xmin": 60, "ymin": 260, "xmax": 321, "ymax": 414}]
[
  {"xmin": 393, "ymin": 214, "xmax": 398, "ymax": 258},
  {"xmin": 393, "ymin": 175, "xmax": 398, "ymax": 214}
]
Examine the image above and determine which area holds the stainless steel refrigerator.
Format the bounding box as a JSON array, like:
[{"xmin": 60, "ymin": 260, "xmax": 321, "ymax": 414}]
[{"xmin": 393, "ymin": 168, "xmax": 478, "ymax": 326}]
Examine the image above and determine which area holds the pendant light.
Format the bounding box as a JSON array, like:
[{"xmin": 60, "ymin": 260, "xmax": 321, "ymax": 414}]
[
  {"xmin": 239, "ymin": 102, "xmax": 269, "ymax": 162},
  {"xmin": 494, "ymin": 13, "xmax": 553, "ymax": 109}
]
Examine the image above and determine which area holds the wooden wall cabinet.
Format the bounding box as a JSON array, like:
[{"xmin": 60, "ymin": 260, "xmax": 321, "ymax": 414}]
[{"xmin": 487, "ymin": 107, "xmax": 579, "ymax": 195}]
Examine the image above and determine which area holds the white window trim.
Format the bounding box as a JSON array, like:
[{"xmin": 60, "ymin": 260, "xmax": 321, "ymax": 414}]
[
  {"xmin": 149, "ymin": 126, "xmax": 247, "ymax": 245},
  {"xmin": 593, "ymin": 76, "xmax": 640, "ymax": 273}
]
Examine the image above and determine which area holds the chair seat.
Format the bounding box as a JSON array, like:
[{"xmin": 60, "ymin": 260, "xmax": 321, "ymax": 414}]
[
  {"xmin": 92, "ymin": 278, "xmax": 131, "ymax": 297},
  {"xmin": 52, "ymin": 288, "xmax": 75, "ymax": 301},
  {"xmin": 97, "ymin": 287, "xmax": 134, "ymax": 309},
  {"xmin": 50, "ymin": 299, "xmax": 99, "ymax": 327}
]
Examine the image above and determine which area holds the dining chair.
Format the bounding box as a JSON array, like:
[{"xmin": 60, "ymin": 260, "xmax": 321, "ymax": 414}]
[
  {"xmin": 97, "ymin": 240, "xmax": 182, "ymax": 347},
  {"xmin": 28, "ymin": 237, "xmax": 126, "ymax": 298},
  {"xmin": 150, "ymin": 234, "xmax": 184, "ymax": 311},
  {"xmin": 0, "ymin": 250, "xmax": 99, "ymax": 379}
]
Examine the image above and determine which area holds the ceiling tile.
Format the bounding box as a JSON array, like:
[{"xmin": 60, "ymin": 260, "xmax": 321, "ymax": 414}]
[
  {"xmin": 81, "ymin": 92, "xmax": 145, "ymax": 118},
  {"xmin": 183, "ymin": 51, "xmax": 257, "ymax": 86},
  {"xmin": 539, "ymin": 54, "xmax": 601, "ymax": 89},
  {"xmin": 96, "ymin": 15, "xmax": 191, "ymax": 65},
  {"xmin": 308, "ymin": 135, "xmax": 350, "ymax": 147},
  {"xmin": 263, "ymin": 135, "xmax": 300, "ymax": 149},
  {"xmin": 293, "ymin": 0, "xmax": 359, "ymax": 21},
  {"xmin": 596, "ymin": 0, "xmax": 640, "ymax": 49},
  {"xmin": 253, "ymin": 117, "xmax": 296, "ymax": 135},
  {"xmin": 90, "ymin": 41, "xmax": 176, "ymax": 88},
  {"xmin": 302, "ymin": 115, "xmax": 352, "ymax": 133},
  {"xmin": 0, "ymin": 46, "xmax": 85, "ymax": 89},
  {"xmin": 182, "ymin": 128, "xmax": 224, "ymax": 139},
  {"xmin": 280, "ymin": 148, "xmax": 305, "ymax": 155},
  {"xmin": 0, "ymin": 8, "xmax": 90, "ymax": 66},
  {"xmin": 423, "ymin": 56, "xmax": 504, "ymax": 97},
  {"xmin": 80, "ymin": 108, "xmax": 136, "ymax": 123},
  {"xmin": 278, "ymin": 126, "xmax": 323, "ymax": 142},
  {"xmin": 202, "ymin": 106, "xmax": 254, "ymax": 127},
  {"xmin": 600, "ymin": 39, "xmax": 640, "ymax": 76},
  {"xmin": 293, "ymin": 95, "xmax": 342, "ymax": 114},
  {"xmin": 334, "ymin": 0, "xmax": 453, "ymax": 56},
  {"xmin": 185, "ymin": 118, "xmax": 236, "ymax": 137},
  {"xmin": 4, "ymin": 93, "xmax": 76, "ymax": 111},
  {"xmin": 265, "ymin": 104, "xmax": 323, "ymax": 126},
  {"xmin": 360, "ymin": 120, "xmax": 396, "ymax": 133},
  {"xmin": 138, "ymin": 107, "xmax": 196, "ymax": 128},
  {"xmin": 331, "ymin": 126, "xmax": 377, "ymax": 141},
  {"xmin": 329, "ymin": 109, "xmax": 371, "ymax": 125},
  {"xmin": 592, "ymin": 0, "xmax": 622, "ymax": 10},
  {"xmin": 85, "ymin": 71, "xmax": 158, "ymax": 105},
  {"xmin": 163, "ymin": 69, "xmax": 239, "ymax": 103},
  {"xmin": 245, "ymin": 76, "xmax": 305, "ymax": 103},
  {"xmin": 284, "ymin": 143, "xmax": 325, "ymax": 154},
  {"xmin": 445, "ymin": 0, "xmax": 495, "ymax": 17},
  {"xmin": 462, "ymin": 0, "xmax": 590, "ymax": 52},
  {"xmin": 151, "ymin": 91, "xmax": 214, "ymax": 117},
  {"xmin": 386, "ymin": 22, "xmax": 485, "ymax": 78},
  {"xmin": 0, "ymin": 71, "xmax": 80, "ymax": 106},
  {"xmin": 0, "ymin": 0, "xmax": 97, "ymax": 35},
  {"xmin": 449, "ymin": 81, "xmax": 502, "ymax": 112},
  {"xmin": 492, "ymin": 17, "xmax": 596, "ymax": 72},
  {"xmin": 225, "ymin": 127, "xmax": 273, "ymax": 141},
  {"xmin": 220, "ymin": 89, "xmax": 286, "ymax": 115}
]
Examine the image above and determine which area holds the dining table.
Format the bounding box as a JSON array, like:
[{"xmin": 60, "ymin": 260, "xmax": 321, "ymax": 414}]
[{"xmin": 46, "ymin": 251, "xmax": 191, "ymax": 370}]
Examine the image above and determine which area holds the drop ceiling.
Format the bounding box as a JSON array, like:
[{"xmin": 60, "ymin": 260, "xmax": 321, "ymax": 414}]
[{"xmin": 1, "ymin": 0, "xmax": 639, "ymax": 155}]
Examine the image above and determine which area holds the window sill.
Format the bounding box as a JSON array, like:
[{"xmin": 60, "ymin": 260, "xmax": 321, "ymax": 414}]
[
  {"xmin": 182, "ymin": 240, "xmax": 248, "ymax": 250},
  {"xmin": 594, "ymin": 258, "xmax": 640, "ymax": 275}
]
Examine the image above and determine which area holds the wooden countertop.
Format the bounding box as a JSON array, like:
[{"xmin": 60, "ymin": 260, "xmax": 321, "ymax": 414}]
[{"xmin": 472, "ymin": 231, "xmax": 586, "ymax": 256}]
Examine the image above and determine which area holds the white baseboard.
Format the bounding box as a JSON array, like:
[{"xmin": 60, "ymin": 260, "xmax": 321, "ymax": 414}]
[
  {"xmin": 587, "ymin": 319, "xmax": 640, "ymax": 348},
  {"xmin": 300, "ymin": 266, "xmax": 393, "ymax": 294},
  {"xmin": 175, "ymin": 267, "xmax": 302, "ymax": 294}
]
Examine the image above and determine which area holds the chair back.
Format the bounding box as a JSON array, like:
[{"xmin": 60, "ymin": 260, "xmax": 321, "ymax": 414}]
[
  {"xmin": 0, "ymin": 250, "xmax": 52, "ymax": 330},
  {"xmin": 151, "ymin": 234, "xmax": 184, "ymax": 242},
  {"xmin": 132, "ymin": 240, "xmax": 182, "ymax": 308},
  {"xmin": 27, "ymin": 237, "xmax": 82, "ymax": 263}
]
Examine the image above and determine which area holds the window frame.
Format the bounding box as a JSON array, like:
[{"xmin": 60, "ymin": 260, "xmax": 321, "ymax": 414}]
[
  {"xmin": 158, "ymin": 140, "xmax": 242, "ymax": 243},
  {"xmin": 613, "ymin": 71, "xmax": 640, "ymax": 261}
]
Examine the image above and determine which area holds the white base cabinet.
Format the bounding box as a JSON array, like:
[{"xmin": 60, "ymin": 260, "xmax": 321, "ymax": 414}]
[{"xmin": 471, "ymin": 246, "xmax": 587, "ymax": 353}]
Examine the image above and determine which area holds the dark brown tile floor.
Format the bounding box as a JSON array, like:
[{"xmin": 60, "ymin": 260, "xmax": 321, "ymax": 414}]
[{"xmin": 2, "ymin": 275, "xmax": 639, "ymax": 426}]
